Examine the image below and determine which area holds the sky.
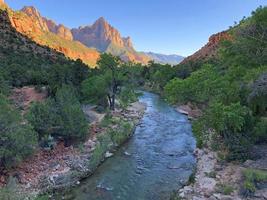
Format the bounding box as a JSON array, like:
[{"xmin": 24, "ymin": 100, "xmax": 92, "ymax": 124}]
[{"xmin": 5, "ymin": 0, "xmax": 267, "ymax": 56}]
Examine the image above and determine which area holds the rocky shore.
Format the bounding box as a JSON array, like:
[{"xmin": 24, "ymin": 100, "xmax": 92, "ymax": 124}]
[
  {"xmin": 3, "ymin": 101, "xmax": 146, "ymax": 199},
  {"xmin": 176, "ymin": 146, "xmax": 267, "ymax": 200}
]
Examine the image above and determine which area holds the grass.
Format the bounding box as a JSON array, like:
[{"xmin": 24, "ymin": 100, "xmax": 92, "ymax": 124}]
[
  {"xmin": 242, "ymin": 168, "xmax": 267, "ymax": 195},
  {"xmin": 109, "ymin": 121, "xmax": 134, "ymax": 146},
  {"xmin": 88, "ymin": 133, "xmax": 112, "ymax": 169},
  {"xmin": 35, "ymin": 194, "xmax": 50, "ymax": 200},
  {"xmin": 216, "ymin": 183, "xmax": 234, "ymax": 195}
]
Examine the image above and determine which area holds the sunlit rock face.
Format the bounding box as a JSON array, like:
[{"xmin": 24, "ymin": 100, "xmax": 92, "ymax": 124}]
[
  {"xmin": 7, "ymin": 4, "xmax": 149, "ymax": 64},
  {"xmin": 71, "ymin": 17, "xmax": 150, "ymax": 64},
  {"xmin": 181, "ymin": 31, "xmax": 231, "ymax": 65},
  {"xmin": 72, "ymin": 17, "xmax": 125, "ymax": 51}
]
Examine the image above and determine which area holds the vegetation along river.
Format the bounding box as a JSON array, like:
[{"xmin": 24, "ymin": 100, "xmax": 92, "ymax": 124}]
[{"xmin": 63, "ymin": 92, "xmax": 196, "ymax": 200}]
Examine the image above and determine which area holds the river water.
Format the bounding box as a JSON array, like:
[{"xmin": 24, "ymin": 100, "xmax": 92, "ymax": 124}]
[{"xmin": 63, "ymin": 92, "xmax": 196, "ymax": 200}]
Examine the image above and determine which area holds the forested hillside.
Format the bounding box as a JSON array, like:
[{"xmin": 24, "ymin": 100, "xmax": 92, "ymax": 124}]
[{"xmin": 163, "ymin": 6, "xmax": 267, "ymax": 160}]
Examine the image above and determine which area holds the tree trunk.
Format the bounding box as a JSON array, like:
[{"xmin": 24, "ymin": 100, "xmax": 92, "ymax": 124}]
[{"xmin": 111, "ymin": 93, "xmax": 115, "ymax": 110}]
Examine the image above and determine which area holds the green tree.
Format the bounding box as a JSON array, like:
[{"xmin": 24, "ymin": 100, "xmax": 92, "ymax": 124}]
[
  {"xmin": 27, "ymin": 99, "xmax": 58, "ymax": 139},
  {"xmin": 81, "ymin": 74, "xmax": 109, "ymax": 107},
  {"xmin": 97, "ymin": 53, "xmax": 122, "ymax": 110},
  {"xmin": 0, "ymin": 95, "xmax": 37, "ymax": 168},
  {"xmin": 55, "ymin": 85, "xmax": 88, "ymax": 145}
]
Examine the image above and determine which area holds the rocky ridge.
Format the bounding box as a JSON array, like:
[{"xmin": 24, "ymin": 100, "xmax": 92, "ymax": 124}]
[
  {"xmin": 5, "ymin": 6, "xmax": 99, "ymax": 66},
  {"xmin": 19, "ymin": 6, "xmax": 149, "ymax": 64},
  {"xmin": 181, "ymin": 31, "xmax": 231, "ymax": 65}
]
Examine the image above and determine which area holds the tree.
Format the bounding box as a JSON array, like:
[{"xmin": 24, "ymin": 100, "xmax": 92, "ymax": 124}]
[
  {"xmin": 97, "ymin": 53, "xmax": 122, "ymax": 110},
  {"xmin": 81, "ymin": 74, "xmax": 109, "ymax": 107},
  {"xmin": 55, "ymin": 85, "xmax": 88, "ymax": 145},
  {"xmin": 28, "ymin": 85, "xmax": 88, "ymax": 146},
  {"xmin": 27, "ymin": 99, "xmax": 58, "ymax": 139},
  {"xmin": 82, "ymin": 53, "xmax": 123, "ymax": 110},
  {"xmin": 0, "ymin": 94, "xmax": 37, "ymax": 168}
]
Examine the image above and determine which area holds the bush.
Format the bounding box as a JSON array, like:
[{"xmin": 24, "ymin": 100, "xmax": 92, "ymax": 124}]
[
  {"xmin": 242, "ymin": 169, "xmax": 267, "ymax": 196},
  {"xmin": 27, "ymin": 99, "xmax": 57, "ymax": 139},
  {"xmin": 0, "ymin": 177, "xmax": 25, "ymax": 200},
  {"xmin": 27, "ymin": 85, "xmax": 88, "ymax": 146},
  {"xmin": 89, "ymin": 134, "xmax": 112, "ymax": 169},
  {"xmin": 253, "ymin": 118, "xmax": 267, "ymax": 143},
  {"xmin": 109, "ymin": 121, "xmax": 134, "ymax": 146},
  {"xmin": 55, "ymin": 85, "xmax": 88, "ymax": 144},
  {"xmin": 193, "ymin": 101, "xmax": 252, "ymax": 160},
  {"xmin": 216, "ymin": 183, "xmax": 234, "ymax": 195},
  {"xmin": 0, "ymin": 94, "xmax": 37, "ymax": 168}
]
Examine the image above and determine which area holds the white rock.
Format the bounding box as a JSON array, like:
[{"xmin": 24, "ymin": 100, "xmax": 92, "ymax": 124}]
[{"xmin": 105, "ymin": 151, "xmax": 114, "ymax": 158}]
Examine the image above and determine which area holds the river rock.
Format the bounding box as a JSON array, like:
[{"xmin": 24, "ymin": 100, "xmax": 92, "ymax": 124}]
[
  {"xmin": 254, "ymin": 188, "xmax": 267, "ymax": 199},
  {"xmin": 105, "ymin": 151, "xmax": 114, "ymax": 158}
]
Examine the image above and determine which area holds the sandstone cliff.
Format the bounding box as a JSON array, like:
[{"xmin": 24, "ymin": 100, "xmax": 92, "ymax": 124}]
[{"xmin": 181, "ymin": 31, "xmax": 231, "ymax": 65}]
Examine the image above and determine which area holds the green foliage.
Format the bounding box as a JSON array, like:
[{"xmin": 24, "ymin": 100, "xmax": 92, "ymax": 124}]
[
  {"xmin": 216, "ymin": 184, "xmax": 234, "ymax": 195},
  {"xmin": 54, "ymin": 85, "xmax": 88, "ymax": 143},
  {"xmin": 162, "ymin": 7, "xmax": 267, "ymax": 160},
  {"xmin": 82, "ymin": 74, "xmax": 108, "ymax": 107},
  {"xmin": 82, "ymin": 53, "xmax": 143, "ymax": 110},
  {"xmin": 89, "ymin": 134, "xmax": 112, "ymax": 169},
  {"xmin": 242, "ymin": 169, "xmax": 267, "ymax": 195},
  {"xmin": 118, "ymin": 87, "xmax": 139, "ymax": 109},
  {"xmin": 109, "ymin": 121, "xmax": 134, "ymax": 146},
  {"xmin": 34, "ymin": 195, "xmax": 50, "ymax": 200},
  {"xmin": 27, "ymin": 99, "xmax": 57, "ymax": 139},
  {"xmin": 0, "ymin": 177, "xmax": 25, "ymax": 200},
  {"xmin": 0, "ymin": 94, "xmax": 37, "ymax": 168},
  {"xmin": 193, "ymin": 101, "xmax": 251, "ymax": 160},
  {"xmin": 253, "ymin": 118, "xmax": 267, "ymax": 143},
  {"xmin": 28, "ymin": 85, "xmax": 88, "ymax": 145}
]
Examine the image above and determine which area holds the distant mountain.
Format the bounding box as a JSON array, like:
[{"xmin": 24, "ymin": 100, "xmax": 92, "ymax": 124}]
[
  {"xmin": 9, "ymin": 6, "xmax": 100, "ymax": 66},
  {"xmin": 143, "ymin": 52, "xmax": 184, "ymax": 65},
  {"xmin": 1, "ymin": 3, "xmax": 150, "ymax": 66},
  {"xmin": 20, "ymin": 6, "xmax": 150, "ymax": 64},
  {"xmin": 71, "ymin": 17, "xmax": 150, "ymax": 64}
]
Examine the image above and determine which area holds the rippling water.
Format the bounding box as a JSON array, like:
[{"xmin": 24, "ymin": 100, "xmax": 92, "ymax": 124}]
[{"xmin": 63, "ymin": 92, "xmax": 196, "ymax": 200}]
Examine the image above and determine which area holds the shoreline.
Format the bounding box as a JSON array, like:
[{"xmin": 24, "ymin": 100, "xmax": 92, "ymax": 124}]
[
  {"xmin": 175, "ymin": 146, "xmax": 267, "ymax": 200},
  {"xmin": 6, "ymin": 101, "xmax": 146, "ymax": 199}
]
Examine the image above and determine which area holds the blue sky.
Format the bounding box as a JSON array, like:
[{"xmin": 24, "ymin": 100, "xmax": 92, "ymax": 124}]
[{"xmin": 5, "ymin": 0, "xmax": 267, "ymax": 56}]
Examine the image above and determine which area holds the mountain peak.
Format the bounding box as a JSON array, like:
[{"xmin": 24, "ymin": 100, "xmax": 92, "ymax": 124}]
[
  {"xmin": 96, "ymin": 16, "xmax": 107, "ymax": 23},
  {"xmin": 21, "ymin": 6, "xmax": 40, "ymax": 17},
  {"xmin": 93, "ymin": 16, "xmax": 109, "ymax": 28},
  {"xmin": 0, "ymin": 0, "xmax": 8, "ymax": 8}
]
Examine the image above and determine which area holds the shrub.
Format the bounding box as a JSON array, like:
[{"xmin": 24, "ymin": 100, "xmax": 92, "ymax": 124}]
[
  {"xmin": 242, "ymin": 169, "xmax": 267, "ymax": 196},
  {"xmin": 89, "ymin": 134, "xmax": 112, "ymax": 169},
  {"xmin": 109, "ymin": 121, "xmax": 134, "ymax": 146},
  {"xmin": 0, "ymin": 177, "xmax": 25, "ymax": 200},
  {"xmin": 216, "ymin": 183, "xmax": 234, "ymax": 195},
  {"xmin": 253, "ymin": 118, "xmax": 267, "ymax": 143},
  {"xmin": 27, "ymin": 85, "xmax": 88, "ymax": 146},
  {"xmin": 27, "ymin": 99, "xmax": 57, "ymax": 139},
  {"xmin": 55, "ymin": 85, "xmax": 88, "ymax": 144},
  {"xmin": 193, "ymin": 101, "xmax": 251, "ymax": 160},
  {"xmin": 0, "ymin": 94, "xmax": 37, "ymax": 168}
]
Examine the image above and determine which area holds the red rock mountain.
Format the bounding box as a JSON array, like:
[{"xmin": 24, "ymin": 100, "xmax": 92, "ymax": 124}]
[
  {"xmin": 181, "ymin": 31, "xmax": 231, "ymax": 65},
  {"xmin": 21, "ymin": 6, "xmax": 73, "ymax": 41},
  {"xmin": 71, "ymin": 17, "xmax": 134, "ymax": 51},
  {"xmin": 18, "ymin": 6, "xmax": 149, "ymax": 64},
  {"xmin": 71, "ymin": 17, "xmax": 149, "ymax": 63}
]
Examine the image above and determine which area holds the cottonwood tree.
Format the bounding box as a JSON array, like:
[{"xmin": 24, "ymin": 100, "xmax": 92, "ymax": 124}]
[{"xmin": 82, "ymin": 53, "xmax": 124, "ymax": 110}]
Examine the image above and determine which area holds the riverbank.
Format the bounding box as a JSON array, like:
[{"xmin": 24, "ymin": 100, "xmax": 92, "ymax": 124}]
[
  {"xmin": 176, "ymin": 146, "xmax": 267, "ymax": 200},
  {"xmin": 172, "ymin": 103, "xmax": 267, "ymax": 200},
  {"xmin": 1, "ymin": 101, "xmax": 146, "ymax": 199}
]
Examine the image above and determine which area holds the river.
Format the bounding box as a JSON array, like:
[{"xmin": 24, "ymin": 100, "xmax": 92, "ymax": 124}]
[{"xmin": 62, "ymin": 92, "xmax": 196, "ymax": 200}]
